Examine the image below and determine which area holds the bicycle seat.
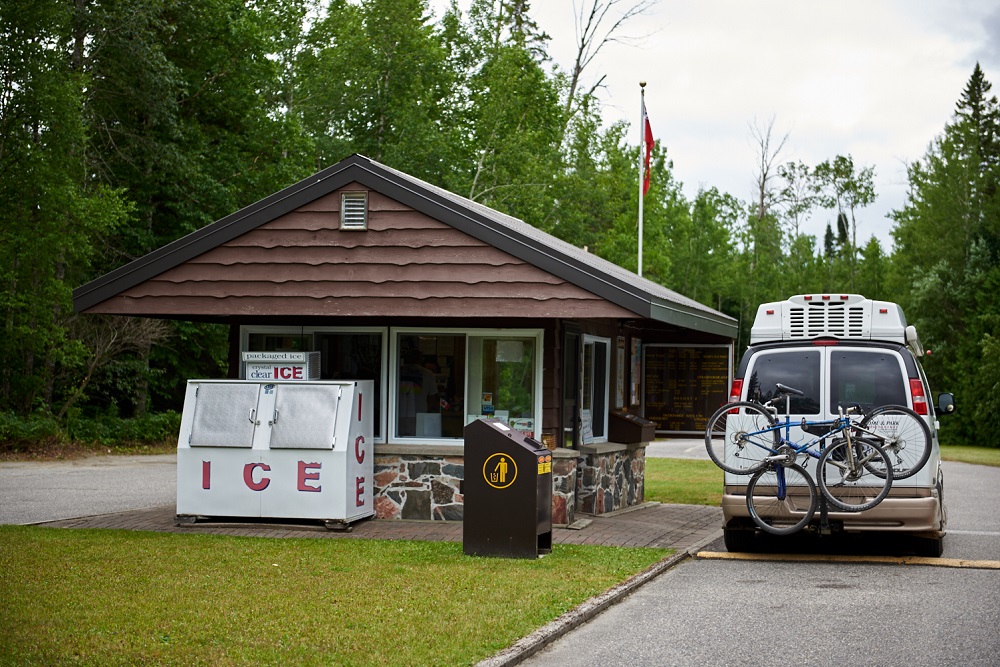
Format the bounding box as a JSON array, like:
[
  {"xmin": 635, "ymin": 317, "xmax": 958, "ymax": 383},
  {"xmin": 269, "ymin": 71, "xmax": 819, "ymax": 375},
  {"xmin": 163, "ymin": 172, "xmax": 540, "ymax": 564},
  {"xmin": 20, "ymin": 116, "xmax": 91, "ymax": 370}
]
[{"xmin": 775, "ymin": 383, "xmax": 805, "ymax": 396}]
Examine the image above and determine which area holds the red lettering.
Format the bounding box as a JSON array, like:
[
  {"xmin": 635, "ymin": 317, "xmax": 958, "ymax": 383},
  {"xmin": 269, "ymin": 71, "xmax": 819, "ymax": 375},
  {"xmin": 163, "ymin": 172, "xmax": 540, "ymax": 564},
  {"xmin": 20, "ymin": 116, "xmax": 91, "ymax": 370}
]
[
  {"xmin": 243, "ymin": 463, "xmax": 271, "ymax": 491},
  {"xmin": 355, "ymin": 476, "xmax": 366, "ymax": 507},
  {"xmin": 354, "ymin": 435, "xmax": 366, "ymax": 464},
  {"xmin": 273, "ymin": 366, "xmax": 279, "ymax": 378},
  {"xmin": 292, "ymin": 366, "xmax": 303, "ymax": 380},
  {"xmin": 202, "ymin": 461, "xmax": 211, "ymax": 489},
  {"xmin": 297, "ymin": 461, "xmax": 322, "ymax": 492}
]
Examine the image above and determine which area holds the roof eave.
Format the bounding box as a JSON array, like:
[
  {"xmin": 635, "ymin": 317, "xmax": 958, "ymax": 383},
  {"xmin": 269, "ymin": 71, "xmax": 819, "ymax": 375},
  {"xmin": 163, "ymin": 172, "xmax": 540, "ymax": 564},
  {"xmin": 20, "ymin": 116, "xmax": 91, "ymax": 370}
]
[
  {"xmin": 650, "ymin": 301, "xmax": 738, "ymax": 338},
  {"xmin": 73, "ymin": 154, "xmax": 737, "ymax": 339}
]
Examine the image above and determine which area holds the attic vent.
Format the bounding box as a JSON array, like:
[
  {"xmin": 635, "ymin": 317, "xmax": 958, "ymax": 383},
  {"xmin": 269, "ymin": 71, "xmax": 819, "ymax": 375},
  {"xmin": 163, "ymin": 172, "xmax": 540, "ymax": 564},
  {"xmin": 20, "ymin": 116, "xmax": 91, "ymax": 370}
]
[{"xmin": 340, "ymin": 192, "xmax": 368, "ymax": 230}]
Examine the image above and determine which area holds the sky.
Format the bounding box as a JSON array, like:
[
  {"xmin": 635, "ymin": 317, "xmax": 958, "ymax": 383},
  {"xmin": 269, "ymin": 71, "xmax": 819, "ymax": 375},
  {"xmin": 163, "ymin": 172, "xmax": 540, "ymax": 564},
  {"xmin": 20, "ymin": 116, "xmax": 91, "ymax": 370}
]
[{"xmin": 434, "ymin": 0, "xmax": 1000, "ymax": 250}]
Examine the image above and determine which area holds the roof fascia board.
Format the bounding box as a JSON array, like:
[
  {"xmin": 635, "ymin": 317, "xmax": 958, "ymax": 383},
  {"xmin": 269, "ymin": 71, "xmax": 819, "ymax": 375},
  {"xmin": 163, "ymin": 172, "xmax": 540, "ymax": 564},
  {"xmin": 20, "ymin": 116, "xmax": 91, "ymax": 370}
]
[{"xmin": 650, "ymin": 301, "xmax": 738, "ymax": 338}]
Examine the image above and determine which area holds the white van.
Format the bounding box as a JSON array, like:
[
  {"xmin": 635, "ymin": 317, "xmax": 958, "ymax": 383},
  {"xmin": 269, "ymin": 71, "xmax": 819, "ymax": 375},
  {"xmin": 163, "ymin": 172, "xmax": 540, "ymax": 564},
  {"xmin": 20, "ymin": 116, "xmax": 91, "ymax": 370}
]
[{"xmin": 722, "ymin": 294, "xmax": 955, "ymax": 556}]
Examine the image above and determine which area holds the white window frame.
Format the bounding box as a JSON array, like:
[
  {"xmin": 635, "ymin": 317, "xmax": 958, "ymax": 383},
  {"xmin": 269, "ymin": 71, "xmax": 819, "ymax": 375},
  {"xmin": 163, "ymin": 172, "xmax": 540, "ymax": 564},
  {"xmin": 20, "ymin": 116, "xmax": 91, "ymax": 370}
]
[
  {"xmin": 582, "ymin": 334, "xmax": 611, "ymax": 444},
  {"xmin": 388, "ymin": 327, "xmax": 544, "ymax": 446},
  {"xmin": 240, "ymin": 325, "xmax": 388, "ymax": 443}
]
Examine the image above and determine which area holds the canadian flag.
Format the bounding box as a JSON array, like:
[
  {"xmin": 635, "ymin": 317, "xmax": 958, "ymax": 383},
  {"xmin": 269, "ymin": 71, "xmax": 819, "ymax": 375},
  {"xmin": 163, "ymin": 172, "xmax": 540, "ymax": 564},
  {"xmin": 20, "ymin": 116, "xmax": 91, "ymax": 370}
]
[{"xmin": 642, "ymin": 99, "xmax": 654, "ymax": 195}]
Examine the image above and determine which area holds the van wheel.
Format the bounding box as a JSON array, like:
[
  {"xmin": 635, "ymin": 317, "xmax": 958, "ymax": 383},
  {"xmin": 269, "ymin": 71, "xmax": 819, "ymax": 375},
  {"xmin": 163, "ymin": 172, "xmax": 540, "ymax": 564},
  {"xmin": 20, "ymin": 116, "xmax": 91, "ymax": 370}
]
[
  {"xmin": 913, "ymin": 537, "xmax": 944, "ymax": 558},
  {"xmin": 724, "ymin": 527, "xmax": 758, "ymax": 553}
]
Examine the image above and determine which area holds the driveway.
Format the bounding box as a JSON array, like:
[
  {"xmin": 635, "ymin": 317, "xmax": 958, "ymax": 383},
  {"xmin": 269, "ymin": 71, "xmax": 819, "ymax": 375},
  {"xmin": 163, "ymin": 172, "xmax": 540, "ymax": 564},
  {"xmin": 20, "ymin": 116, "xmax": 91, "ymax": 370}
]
[{"xmin": 0, "ymin": 454, "xmax": 176, "ymax": 525}]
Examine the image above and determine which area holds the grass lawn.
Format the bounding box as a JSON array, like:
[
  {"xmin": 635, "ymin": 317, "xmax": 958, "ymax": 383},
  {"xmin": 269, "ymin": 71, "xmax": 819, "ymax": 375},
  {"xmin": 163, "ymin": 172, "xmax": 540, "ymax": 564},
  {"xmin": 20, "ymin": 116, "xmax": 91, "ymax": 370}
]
[
  {"xmin": 940, "ymin": 444, "xmax": 1000, "ymax": 467},
  {"xmin": 640, "ymin": 443, "xmax": 1000, "ymax": 507},
  {"xmin": 0, "ymin": 527, "xmax": 666, "ymax": 666},
  {"xmin": 644, "ymin": 458, "xmax": 723, "ymax": 506}
]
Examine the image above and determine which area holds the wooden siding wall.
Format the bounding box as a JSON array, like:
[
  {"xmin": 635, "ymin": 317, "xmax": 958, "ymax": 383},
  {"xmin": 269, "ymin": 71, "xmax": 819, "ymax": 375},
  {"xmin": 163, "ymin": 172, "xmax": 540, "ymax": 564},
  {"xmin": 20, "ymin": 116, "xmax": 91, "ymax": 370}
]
[{"xmin": 89, "ymin": 184, "xmax": 636, "ymax": 319}]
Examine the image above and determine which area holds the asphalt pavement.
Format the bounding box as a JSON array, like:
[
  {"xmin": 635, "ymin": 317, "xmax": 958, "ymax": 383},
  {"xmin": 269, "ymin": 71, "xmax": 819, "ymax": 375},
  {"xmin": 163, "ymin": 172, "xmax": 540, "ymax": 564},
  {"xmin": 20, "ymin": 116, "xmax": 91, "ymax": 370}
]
[{"xmin": 0, "ymin": 453, "xmax": 176, "ymax": 525}]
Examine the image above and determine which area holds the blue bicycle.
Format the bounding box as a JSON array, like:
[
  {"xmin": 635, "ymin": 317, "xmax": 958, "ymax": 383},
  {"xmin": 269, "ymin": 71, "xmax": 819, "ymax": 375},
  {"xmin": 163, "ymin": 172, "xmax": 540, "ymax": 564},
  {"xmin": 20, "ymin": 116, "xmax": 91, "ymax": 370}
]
[{"xmin": 704, "ymin": 384, "xmax": 904, "ymax": 535}]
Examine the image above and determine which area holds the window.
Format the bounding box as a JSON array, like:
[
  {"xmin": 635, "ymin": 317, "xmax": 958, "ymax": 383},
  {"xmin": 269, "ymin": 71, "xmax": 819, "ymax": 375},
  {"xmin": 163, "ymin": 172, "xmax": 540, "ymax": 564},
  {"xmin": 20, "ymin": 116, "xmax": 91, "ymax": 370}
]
[
  {"xmin": 390, "ymin": 329, "xmax": 543, "ymax": 442},
  {"xmin": 340, "ymin": 192, "xmax": 368, "ymax": 230},
  {"xmin": 394, "ymin": 333, "xmax": 465, "ymax": 438},
  {"xmin": 582, "ymin": 335, "xmax": 610, "ymax": 443},
  {"xmin": 829, "ymin": 350, "xmax": 906, "ymax": 412},
  {"xmin": 247, "ymin": 332, "xmax": 310, "ymax": 352},
  {"xmin": 469, "ymin": 335, "xmax": 537, "ymax": 437},
  {"xmin": 316, "ymin": 332, "xmax": 384, "ymax": 438},
  {"xmin": 745, "ymin": 350, "xmax": 821, "ymax": 414}
]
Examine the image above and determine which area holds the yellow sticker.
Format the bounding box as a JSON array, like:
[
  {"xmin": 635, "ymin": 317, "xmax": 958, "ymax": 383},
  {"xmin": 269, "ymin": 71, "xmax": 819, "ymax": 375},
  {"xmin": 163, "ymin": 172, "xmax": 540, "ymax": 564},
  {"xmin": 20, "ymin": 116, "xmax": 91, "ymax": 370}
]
[{"xmin": 484, "ymin": 453, "xmax": 517, "ymax": 489}]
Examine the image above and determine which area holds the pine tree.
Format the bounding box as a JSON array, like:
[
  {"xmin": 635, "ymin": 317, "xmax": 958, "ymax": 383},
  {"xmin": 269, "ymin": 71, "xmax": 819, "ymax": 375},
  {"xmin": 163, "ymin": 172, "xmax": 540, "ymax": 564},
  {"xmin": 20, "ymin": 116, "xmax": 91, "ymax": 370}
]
[{"xmin": 890, "ymin": 64, "xmax": 1000, "ymax": 444}]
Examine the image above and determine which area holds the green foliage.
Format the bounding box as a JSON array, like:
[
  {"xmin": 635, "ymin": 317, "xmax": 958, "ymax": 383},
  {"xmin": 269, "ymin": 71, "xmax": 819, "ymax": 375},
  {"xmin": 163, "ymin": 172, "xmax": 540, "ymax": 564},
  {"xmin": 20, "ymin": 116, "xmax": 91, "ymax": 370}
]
[
  {"xmin": 64, "ymin": 411, "xmax": 182, "ymax": 446},
  {"xmin": 889, "ymin": 63, "xmax": 1000, "ymax": 445},
  {"xmin": 0, "ymin": 0, "xmax": 134, "ymax": 415},
  {"xmin": 0, "ymin": 2, "xmax": 994, "ymax": 450},
  {"xmin": 0, "ymin": 412, "xmax": 64, "ymax": 447},
  {"xmin": 0, "ymin": 411, "xmax": 180, "ymax": 452}
]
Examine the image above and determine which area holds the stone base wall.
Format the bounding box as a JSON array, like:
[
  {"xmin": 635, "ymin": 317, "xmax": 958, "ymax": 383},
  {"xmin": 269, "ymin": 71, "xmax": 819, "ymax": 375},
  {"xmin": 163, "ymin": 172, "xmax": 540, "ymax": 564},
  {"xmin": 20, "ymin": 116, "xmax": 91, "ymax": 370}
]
[
  {"xmin": 550, "ymin": 449, "xmax": 580, "ymax": 526},
  {"xmin": 373, "ymin": 454, "xmax": 465, "ymax": 521},
  {"xmin": 575, "ymin": 444, "xmax": 646, "ymax": 515},
  {"xmin": 371, "ymin": 445, "xmax": 644, "ymax": 522}
]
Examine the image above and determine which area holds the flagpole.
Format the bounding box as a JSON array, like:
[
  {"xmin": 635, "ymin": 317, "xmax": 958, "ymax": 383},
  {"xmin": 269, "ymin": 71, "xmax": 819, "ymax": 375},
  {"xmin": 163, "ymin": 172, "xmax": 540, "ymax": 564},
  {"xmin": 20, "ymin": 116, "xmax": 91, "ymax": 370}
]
[{"xmin": 638, "ymin": 81, "xmax": 646, "ymax": 277}]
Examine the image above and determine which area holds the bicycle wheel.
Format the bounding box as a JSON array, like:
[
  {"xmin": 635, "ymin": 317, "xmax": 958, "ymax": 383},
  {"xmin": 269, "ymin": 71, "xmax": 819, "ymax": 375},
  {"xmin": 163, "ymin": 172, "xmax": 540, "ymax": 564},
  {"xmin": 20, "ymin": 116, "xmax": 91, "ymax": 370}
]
[
  {"xmin": 857, "ymin": 405, "xmax": 931, "ymax": 480},
  {"xmin": 745, "ymin": 463, "xmax": 817, "ymax": 535},
  {"xmin": 817, "ymin": 438, "xmax": 893, "ymax": 511},
  {"xmin": 704, "ymin": 402, "xmax": 778, "ymax": 475}
]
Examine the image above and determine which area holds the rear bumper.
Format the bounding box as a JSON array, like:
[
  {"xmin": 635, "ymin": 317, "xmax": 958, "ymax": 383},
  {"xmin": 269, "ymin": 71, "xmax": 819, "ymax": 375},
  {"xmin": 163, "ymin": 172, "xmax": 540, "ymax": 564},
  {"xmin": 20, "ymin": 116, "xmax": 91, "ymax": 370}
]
[{"xmin": 723, "ymin": 487, "xmax": 945, "ymax": 536}]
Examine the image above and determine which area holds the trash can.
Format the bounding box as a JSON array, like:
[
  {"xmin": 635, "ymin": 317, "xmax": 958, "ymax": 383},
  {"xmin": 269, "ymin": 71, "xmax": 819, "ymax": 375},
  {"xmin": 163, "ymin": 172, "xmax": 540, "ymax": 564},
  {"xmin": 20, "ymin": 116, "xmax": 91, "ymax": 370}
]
[{"xmin": 462, "ymin": 418, "xmax": 553, "ymax": 558}]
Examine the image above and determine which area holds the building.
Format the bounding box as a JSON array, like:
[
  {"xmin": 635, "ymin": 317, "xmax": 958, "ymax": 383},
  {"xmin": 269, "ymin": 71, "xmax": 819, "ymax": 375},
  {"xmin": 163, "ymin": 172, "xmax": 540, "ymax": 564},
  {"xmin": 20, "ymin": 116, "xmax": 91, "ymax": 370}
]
[{"xmin": 74, "ymin": 154, "xmax": 737, "ymax": 525}]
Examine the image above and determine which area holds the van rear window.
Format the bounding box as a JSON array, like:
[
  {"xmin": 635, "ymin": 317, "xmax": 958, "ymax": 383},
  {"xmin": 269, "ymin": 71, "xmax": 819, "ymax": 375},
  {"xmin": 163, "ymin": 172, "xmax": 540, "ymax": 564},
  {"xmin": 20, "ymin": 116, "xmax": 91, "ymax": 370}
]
[
  {"xmin": 745, "ymin": 350, "xmax": 821, "ymax": 414},
  {"xmin": 830, "ymin": 350, "xmax": 906, "ymax": 412}
]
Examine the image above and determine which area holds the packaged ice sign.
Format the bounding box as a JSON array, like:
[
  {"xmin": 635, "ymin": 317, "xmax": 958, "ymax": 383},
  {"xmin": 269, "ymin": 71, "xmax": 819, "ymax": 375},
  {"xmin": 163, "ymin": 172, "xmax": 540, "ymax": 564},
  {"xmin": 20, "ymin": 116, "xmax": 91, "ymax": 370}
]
[
  {"xmin": 175, "ymin": 380, "xmax": 373, "ymax": 528},
  {"xmin": 241, "ymin": 351, "xmax": 320, "ymax": 382}
]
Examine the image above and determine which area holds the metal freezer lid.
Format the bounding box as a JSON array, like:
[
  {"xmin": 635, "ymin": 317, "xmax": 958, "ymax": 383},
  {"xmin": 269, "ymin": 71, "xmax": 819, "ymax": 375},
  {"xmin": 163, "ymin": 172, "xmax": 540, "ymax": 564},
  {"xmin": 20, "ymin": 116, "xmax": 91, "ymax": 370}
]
[
  {"xmin": 189, "ymin": 382, "xmax": 259, "ymax": 447},
  {"xmin": 269, "ymin": 383, "xmax": 342, "ymax": 450}
]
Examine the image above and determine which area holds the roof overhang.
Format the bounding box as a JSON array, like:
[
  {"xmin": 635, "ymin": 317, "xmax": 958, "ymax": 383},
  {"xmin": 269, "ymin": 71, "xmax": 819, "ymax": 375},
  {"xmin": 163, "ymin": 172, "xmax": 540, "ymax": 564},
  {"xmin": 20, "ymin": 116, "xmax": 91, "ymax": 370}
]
[{"xmin": 74, "ymin": 155, "xmax": 737, "ymax": 338}]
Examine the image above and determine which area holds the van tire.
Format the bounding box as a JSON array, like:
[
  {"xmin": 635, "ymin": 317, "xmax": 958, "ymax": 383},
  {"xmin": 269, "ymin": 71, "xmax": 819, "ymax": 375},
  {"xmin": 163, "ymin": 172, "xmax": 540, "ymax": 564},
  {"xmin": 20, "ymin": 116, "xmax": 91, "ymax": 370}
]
[
  {"xmin": 913, "ymin": 536, "xmax": 944, "ymax": 558},
  {"xmin": 724, "ymin": 527, "xmax": 758, "ymax": 553}
]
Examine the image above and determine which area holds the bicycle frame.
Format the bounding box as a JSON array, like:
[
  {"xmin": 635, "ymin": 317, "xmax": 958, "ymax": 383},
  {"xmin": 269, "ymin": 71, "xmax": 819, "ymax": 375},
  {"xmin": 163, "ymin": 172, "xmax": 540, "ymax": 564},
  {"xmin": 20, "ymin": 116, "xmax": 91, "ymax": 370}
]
[{"xmin": 747, "ymin": 394, "xmax": 865, "ymax": 500}]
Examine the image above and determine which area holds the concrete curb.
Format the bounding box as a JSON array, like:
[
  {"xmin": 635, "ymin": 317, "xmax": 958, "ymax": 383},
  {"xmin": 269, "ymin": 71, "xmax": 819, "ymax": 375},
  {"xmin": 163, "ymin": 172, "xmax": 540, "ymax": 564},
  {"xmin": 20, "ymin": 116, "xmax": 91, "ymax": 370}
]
[{"xmin": 475, "ymin": 530, "xmax": 722, "ymax": 667}]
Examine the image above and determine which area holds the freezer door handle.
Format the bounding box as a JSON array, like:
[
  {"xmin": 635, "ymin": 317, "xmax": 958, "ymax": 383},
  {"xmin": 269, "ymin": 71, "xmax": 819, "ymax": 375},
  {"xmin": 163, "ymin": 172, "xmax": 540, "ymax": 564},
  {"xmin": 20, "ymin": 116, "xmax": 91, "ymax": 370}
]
[{"xmin": 248, "ymin": 409, "xmax": 256, "ymax": 424}]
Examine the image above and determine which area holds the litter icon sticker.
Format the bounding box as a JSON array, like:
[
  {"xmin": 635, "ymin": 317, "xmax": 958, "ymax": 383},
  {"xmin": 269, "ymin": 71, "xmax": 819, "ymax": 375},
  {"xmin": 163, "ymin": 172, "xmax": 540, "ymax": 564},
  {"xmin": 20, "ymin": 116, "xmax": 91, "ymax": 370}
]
[{"xmin": 483, "ymin": 453, "xmax": 517, "ymax": 489}]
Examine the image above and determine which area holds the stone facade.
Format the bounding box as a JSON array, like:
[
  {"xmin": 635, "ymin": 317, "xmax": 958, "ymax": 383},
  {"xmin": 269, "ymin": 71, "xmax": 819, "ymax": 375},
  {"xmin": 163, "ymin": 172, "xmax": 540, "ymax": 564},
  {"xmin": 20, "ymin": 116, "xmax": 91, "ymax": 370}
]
[
  {"xmin": 373, "ymin": 454, "xmax": 465, "ymax": 521},
  {"xmin": 550, "ymin": 449, "xmax": 580, "ymax": 526},
  {"xmin": 575, "ymin": 444, "xmax": 646, "ymax": 515},
  {"xmin": 372, "ymin": 445, "xmax": 646, "ymax": 522}
]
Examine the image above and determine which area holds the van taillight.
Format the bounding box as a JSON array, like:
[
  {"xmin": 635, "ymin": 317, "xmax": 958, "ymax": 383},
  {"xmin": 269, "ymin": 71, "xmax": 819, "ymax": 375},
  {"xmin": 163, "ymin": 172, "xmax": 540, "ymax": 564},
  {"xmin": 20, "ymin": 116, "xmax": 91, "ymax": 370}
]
[
  {"xmin": 909, "ymin": 379, "xmax": 928, "ymax": 415},
  {"xmin": 729, "ymin": 379, "xmax": 744, "ymax": 404},
  {"xmin": 727, "ymin": 379, "xmax": 744, "ymax": 414}
]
